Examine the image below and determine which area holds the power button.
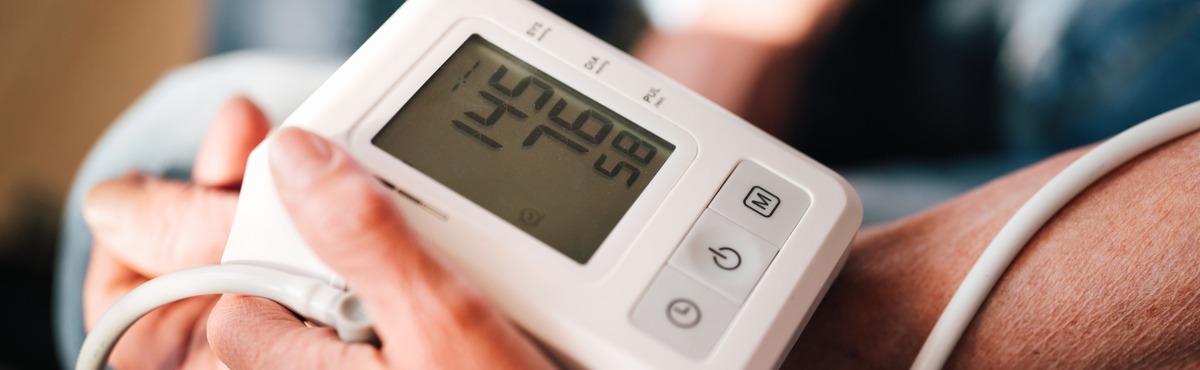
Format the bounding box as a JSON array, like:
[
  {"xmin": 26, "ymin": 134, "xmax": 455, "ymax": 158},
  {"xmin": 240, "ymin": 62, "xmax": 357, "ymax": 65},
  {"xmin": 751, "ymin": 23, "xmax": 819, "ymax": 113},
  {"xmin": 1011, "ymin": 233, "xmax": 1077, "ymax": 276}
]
[
  {"xmin": 669, "ymin": 210, "xmax": 778, "ymax": 303},
  {"xmin": 708, "ymin": 247, "xmax": 741, "ymax": 270}
]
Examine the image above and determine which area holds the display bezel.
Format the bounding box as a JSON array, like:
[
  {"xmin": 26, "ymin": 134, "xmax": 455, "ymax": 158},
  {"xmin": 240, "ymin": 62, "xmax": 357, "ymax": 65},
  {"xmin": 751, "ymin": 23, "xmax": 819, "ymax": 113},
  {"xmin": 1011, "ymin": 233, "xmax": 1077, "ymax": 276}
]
[{"xmin": 347, "ymin": 18, "xmax": 698, "ymax": 280}]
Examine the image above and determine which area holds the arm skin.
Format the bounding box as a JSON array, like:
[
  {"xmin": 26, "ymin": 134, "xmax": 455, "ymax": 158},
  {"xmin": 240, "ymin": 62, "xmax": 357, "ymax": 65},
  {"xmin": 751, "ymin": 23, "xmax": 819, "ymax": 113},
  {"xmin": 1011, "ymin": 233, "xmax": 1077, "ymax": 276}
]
[{"xmin": 785, "ymin": 130, "xmax": 1200, "ymax": 369}]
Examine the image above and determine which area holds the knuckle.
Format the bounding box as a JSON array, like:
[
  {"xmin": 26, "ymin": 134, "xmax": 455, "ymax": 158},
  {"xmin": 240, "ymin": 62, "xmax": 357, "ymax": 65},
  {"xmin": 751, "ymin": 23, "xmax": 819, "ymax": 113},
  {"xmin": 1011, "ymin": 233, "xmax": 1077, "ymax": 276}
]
[
  {"xmin": 312, "ymin": 175, "xmax": 404, "ymax": 248},
  {"xmin": 434, "ymin": 279, "xmax": 500, "ymax": 332},
  {"xmin": 146, "ymin": 181, "xmax": 193, "ymax": 263},
  {"xmin": 147, "ymin": 182, "xmax": 231, "ymax": 268}
]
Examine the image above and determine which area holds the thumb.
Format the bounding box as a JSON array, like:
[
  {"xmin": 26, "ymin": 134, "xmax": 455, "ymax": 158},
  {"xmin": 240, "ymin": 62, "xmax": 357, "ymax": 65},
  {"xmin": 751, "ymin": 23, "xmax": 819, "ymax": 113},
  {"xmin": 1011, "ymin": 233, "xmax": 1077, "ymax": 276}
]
[
  {"xmin": 208, "ymin": 295, "xmax": 378, "ymax": 370},
  {"xmin": 267, "ymin": 128, "xmax": 463, "ymax": 331}
]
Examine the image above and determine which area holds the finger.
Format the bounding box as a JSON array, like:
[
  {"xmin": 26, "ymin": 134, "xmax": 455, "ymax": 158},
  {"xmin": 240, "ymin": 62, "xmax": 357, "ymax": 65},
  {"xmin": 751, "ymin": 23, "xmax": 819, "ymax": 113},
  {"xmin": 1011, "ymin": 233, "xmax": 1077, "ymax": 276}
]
[
  {"xmin": 82, "ymin": 244, "xmax": 146, "ymax": 329},
  {"xmin": 208, "ymin": 295, "xmax": 379, "ymax": 370},
  {"xmin": 112, "ymin": 296, "xmax": 219, "ymax": 369},
  {"xmin": 193, "ymin": 96, "xmax": 272, "ymax": 189},
  {"xmin": 84, "ymin": 173, "xmax": 237, "ymax": 277},
  {"xmin": 83, "ymin": 245, "xmax": 221, "ymax": 369}
]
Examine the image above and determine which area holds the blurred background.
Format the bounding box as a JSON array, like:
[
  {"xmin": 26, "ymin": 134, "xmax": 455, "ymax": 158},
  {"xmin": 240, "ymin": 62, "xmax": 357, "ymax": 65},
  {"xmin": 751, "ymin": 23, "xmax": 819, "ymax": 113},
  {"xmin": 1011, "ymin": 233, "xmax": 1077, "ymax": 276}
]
[
  {"xmin": 2, "ymin": 0, "xmax": 1198, "ymax": 368},
  {"xmin": 0, "ymin": 2, "xmax": 204, "ymax": 368}
]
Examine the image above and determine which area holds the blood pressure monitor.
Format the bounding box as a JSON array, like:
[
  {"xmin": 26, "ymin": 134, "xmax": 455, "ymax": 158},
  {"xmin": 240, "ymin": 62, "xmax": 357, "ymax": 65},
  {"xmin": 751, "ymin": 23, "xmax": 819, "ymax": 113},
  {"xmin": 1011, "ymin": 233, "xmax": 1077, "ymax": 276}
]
[{"xmin": 223, "ymin": 0, "xmax": 862, "ymax": 368}]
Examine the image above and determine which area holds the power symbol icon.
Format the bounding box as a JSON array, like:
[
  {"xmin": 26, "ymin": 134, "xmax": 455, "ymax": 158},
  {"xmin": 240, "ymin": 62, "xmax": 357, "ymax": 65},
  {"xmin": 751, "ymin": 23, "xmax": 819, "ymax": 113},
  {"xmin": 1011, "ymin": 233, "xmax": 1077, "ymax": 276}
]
[{"xmin": 708, "ymin": 247, "xmax": 742, "ymax": 271}]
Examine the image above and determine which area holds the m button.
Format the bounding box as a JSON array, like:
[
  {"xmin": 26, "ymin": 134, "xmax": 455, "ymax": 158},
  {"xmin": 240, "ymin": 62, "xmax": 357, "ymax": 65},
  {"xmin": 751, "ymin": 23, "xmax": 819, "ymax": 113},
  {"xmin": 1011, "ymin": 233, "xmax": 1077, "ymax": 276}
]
[
  {"xmin": 709, "ymin": 162, "xmax": 812, "ymax": 245},
  {"xmin": 743, "ymin": 186, "xmax": 780, "ymax": 217}
]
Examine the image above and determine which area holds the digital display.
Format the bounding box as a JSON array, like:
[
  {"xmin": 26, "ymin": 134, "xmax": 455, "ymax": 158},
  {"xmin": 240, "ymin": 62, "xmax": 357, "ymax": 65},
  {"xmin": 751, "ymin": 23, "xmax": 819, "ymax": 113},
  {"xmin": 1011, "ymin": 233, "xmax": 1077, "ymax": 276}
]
[{"xmin": 373, "ymin": 35, "xmax": 675, "ymax": 264}]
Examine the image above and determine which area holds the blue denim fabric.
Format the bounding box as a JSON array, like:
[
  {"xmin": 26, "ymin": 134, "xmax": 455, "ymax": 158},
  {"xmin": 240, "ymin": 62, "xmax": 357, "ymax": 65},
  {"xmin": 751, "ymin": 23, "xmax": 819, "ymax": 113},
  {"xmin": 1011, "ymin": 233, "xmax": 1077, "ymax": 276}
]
[
  {"xmin": 52, "ymin": 52, "xmax": 336, "ymax": 367},
  {"xmin": 1005, "ymin": 0, "xmax": 1200, "ymax": 159},
  {"xmin": 812, "ymin": 0, "xmax": 1200, "ymax": 223}
]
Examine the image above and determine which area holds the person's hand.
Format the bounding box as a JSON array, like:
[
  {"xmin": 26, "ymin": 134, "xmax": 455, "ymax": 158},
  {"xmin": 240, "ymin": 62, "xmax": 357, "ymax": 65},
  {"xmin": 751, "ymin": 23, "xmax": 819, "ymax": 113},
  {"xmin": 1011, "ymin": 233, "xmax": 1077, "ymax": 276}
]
[
  {"xmin": 206, "ymin": 128, "xmax": 556, "ymax": 369},
  {"xmin": 82, "ymin": 97, "xmax": 270, "ymax": 369}
]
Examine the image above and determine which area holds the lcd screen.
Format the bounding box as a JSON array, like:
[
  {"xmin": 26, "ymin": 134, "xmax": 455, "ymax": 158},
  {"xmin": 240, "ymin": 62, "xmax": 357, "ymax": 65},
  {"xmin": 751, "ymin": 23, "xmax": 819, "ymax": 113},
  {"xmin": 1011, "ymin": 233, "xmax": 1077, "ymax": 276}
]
[{"xmin": 373, "ymin": 35, "xmax": 675, "ymax": 264}]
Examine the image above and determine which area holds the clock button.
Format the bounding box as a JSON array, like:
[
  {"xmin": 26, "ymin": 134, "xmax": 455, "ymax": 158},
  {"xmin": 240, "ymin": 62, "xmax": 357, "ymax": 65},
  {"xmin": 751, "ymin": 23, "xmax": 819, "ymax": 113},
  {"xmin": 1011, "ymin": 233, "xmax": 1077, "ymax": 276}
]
[
  {"xmin": 631, "ymin": 267, "xmax": 738, "ymax": 359},
  {"xmin": 666, "ymin": 298, "xmax": 701, "ymax": 328}
]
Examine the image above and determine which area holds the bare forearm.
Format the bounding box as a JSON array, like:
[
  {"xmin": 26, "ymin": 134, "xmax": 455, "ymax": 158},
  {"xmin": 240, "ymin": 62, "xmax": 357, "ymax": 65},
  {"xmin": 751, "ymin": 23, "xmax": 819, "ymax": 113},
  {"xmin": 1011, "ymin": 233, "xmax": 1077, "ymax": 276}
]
[{"xmin": 787, "ymin": 131, "xmax": 1200, "ymax": 368}]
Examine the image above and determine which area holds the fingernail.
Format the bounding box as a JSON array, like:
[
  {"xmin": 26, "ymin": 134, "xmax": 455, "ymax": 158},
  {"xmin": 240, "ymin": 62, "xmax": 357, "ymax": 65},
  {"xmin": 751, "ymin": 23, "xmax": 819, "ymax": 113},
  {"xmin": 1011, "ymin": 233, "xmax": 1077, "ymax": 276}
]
[
  {"xmin": 270, "ymin": 128, "xmax": 335, "ymax": 189},
  {"xmin": 83, "ymin": 173, "xmax": 146, "ymax": 233},
  {"xmin": 215, "ymin": 95, "xmax": 247, "ymax": 122}
]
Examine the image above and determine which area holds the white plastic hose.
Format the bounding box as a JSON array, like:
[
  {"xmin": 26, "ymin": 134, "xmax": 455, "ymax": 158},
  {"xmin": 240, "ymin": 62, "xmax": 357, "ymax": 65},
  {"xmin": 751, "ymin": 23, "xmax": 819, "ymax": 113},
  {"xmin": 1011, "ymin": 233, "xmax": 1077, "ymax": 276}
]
[
  {"xmin": 912, "ymin": 101, "xmax": 1200, "ymax": 369},
  {"xmin": 76, "ymin": 264, "xmax": 376, "ymax": 370}
]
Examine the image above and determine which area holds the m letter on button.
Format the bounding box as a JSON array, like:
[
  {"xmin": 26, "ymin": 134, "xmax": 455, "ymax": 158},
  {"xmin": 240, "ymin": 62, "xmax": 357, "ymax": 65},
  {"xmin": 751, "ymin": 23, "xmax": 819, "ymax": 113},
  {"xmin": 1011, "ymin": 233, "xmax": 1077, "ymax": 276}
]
[{"xmin": 743, "ymin": 186, "xmax": 780, "ymax": 217}]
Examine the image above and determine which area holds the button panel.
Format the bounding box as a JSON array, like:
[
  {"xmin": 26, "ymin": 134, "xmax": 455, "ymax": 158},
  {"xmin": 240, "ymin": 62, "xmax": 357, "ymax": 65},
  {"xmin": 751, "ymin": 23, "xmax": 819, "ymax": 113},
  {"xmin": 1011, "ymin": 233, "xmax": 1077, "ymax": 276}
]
[
  {"xmin": 632, "ymin": 161, "xmax": 810, "ymax": 358},
  {"xmin": 668, "ymin": 210, "xmax": 777, "ymax": 303}
]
